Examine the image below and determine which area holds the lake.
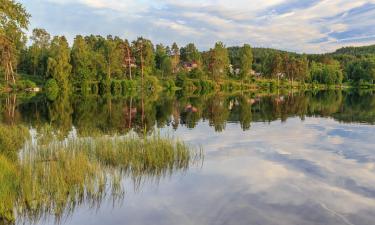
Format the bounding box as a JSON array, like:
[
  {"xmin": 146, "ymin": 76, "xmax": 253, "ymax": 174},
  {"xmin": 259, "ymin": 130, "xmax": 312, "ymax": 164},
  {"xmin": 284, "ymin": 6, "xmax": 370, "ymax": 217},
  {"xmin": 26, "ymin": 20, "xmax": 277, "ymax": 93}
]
[{"xmin": 1, "ymin": 90, "xmax": 375, "ymax": 225}]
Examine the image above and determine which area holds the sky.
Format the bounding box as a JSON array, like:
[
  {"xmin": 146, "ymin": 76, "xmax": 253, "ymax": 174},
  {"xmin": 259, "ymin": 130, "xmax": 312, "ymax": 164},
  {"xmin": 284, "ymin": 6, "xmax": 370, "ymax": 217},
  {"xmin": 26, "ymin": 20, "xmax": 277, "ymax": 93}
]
[{"xmin": 19, "ymin": 0, "xmax": 375, "ymax": 53}]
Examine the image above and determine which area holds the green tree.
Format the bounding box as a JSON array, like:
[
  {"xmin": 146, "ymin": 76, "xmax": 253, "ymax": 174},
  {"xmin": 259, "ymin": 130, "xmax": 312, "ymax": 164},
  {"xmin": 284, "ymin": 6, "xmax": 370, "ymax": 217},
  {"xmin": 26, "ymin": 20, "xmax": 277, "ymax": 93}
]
[
  {"xmin": 71, "ymin": 35, "xmax": 92, "ymax": 88},
  {"xmin": 29, "ymin": 28, "xmax": 50, "ymax": 77},
  {"xmin": 180, "ymin": 43, "xmax": 201, "ymax": 65},
  {"xmin": 346, "ymin": 57, "xmax": 375, "ymax": 84},
  {"xmin": 47, "ymin": 36, "xmax": 72, "ymax": 90},
  {"xmin": 155, "ymin": 44, "xmax": 167, "ymax": 70},
  {"xmin": 0, "ymin": 0, "xmax": 30, "ymax": 84},
  {"xmin": 160, "ymin": 55, "xmax": 172, "ymax": 77},
  {"xmin": 102, "ymin": 35, "xmax": 122, "ymax": 80},
  {"xmin": 239, "ymin": 44, "xmax": 253, "ymax": 82},
  {"xmin": 209, "ymin": 42, "xmax": 230, "ymax": 81},
  {"xmin": 171, "ymin": 42, "xmax": 180, "ymax": 73},
  {"xmin": 132, "ymin": 37, "xmax": 155, "ymax": 77},
  {"xmin": 310, "ymin": 61, "xmax": 343, "ymax": 85}
]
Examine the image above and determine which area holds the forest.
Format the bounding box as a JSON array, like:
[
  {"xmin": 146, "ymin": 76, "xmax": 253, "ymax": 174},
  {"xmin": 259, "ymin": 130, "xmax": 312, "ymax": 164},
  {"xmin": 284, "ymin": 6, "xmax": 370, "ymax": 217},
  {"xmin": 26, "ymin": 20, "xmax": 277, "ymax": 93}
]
[{"xmin": 1, "ymin": 0, "xmax": 375, "ymax": 96}]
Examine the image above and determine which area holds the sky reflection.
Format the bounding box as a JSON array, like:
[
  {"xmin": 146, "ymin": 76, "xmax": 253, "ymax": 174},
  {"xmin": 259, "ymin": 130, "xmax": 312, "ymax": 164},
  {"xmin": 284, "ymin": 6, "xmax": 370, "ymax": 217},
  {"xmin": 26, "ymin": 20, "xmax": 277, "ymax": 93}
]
[{"xmin": 39, "ymin": 117, "xmax": 375, "ymax": 225}]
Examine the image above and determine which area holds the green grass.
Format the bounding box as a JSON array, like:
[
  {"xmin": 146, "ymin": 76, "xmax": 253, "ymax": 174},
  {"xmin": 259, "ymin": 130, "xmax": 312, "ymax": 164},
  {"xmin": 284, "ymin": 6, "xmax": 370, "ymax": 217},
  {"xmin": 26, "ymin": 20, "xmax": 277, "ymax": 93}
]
[{"xmin": 0, "ymin": 132, "xmax": 202, "ymax": 223}]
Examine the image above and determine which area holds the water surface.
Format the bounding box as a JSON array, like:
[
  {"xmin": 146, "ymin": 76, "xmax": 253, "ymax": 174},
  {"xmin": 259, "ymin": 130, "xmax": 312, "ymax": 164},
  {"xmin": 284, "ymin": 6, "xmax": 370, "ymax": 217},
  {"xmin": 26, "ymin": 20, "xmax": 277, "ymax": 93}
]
[{"xmin": 1, "ymin": 90, "xmax": 375, "ymax": 225}]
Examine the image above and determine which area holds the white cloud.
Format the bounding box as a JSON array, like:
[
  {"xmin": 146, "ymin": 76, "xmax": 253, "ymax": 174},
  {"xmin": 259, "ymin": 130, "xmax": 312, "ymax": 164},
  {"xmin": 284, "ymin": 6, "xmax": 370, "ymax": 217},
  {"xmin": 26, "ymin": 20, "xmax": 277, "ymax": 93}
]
[{"xmin": 28, "ymin": 0, "xmax": 375, "ymax": 53}]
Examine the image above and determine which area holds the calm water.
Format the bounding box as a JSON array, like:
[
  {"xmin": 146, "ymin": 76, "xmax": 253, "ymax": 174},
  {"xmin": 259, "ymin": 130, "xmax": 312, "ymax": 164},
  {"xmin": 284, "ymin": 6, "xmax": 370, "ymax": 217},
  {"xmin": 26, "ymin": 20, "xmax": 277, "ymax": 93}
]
[{"xmin": 1, "ymin": 90, "xmax": 375, "ymax": 225}]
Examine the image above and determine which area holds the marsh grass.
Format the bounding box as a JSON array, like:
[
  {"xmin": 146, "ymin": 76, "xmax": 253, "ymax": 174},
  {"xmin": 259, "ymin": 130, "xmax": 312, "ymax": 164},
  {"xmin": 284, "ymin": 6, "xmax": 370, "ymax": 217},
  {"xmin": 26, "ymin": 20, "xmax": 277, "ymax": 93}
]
[{"xmin": 0, "ymin": 132, "xmax": 202, "ymax": 224}]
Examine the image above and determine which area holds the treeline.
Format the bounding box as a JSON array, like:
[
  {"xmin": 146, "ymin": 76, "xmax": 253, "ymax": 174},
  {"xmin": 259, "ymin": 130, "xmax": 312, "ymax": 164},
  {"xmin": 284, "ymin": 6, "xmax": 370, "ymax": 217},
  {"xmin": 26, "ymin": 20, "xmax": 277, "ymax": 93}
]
[
  {"xmin": 332, "ymin": 44, "xmax": 375, "ymax": 56},
  {"xmin": 1, "ymin": 0, "xmax": 375, "ymax": 94}
]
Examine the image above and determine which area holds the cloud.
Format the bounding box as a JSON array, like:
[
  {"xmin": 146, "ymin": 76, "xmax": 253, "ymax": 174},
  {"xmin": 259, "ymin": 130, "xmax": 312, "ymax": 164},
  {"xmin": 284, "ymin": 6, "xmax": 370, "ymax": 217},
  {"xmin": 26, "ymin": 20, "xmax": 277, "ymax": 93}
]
[{"xmin": 19, "ymin": 0, "xmax": 375, "ymax": 53}]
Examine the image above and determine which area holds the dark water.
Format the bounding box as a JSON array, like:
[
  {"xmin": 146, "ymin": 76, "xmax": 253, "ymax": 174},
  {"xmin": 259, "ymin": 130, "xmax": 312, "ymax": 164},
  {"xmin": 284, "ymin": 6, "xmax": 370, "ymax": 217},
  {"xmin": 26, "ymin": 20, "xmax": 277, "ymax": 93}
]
[{"xmin": 1, "ymin": 90, "xmax": 375, "ymax": 225}]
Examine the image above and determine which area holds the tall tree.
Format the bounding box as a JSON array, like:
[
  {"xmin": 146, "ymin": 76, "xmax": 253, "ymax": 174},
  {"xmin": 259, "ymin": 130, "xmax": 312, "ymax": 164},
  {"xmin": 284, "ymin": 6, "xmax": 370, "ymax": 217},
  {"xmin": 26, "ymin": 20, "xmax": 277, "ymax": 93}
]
[
  {"xmin": 180, "ymin": 43, "xmax": 201, "ymax": 65},
  {"xmin": 160, "ymin": 55, "xmax": 172, "ymax": 77},
  {"xmin": 47, "ymin": 36, "xmax": 72, "ymax": 90},
  {"xmin": 132, "ymin": 37, "xmax": 155, "ymax": 77},
  {"xmin": 29, "ymin": 28, "xmax": 50, "ymax": 76},
  {"xmin": 71, "ymin": 35, "xmax": 91, "ymax": 87},
  {"xmin": 119, "ymin": 39, "xmax": 133, "ymax": 79},
  {"xmin": 0, "ymin": 0, "xmax": 30, "ymax": 84},
  {"xmin": 239, "ymin": 44, "xmax": 253, "ymax": 82},
  {"xmin": 155, "ymin": 44, "xmax": 167, "ymax": 70},
  {"xmin": 171, "ymin": 42, "xmax": 180, "ymax": 73},
  {"xmin": 209, "ymin": 42, "xmax": 230, "ymax": 81},
  {"xmin": 101, "ymin": 35, "xmax": 122, "ymax": 80}
]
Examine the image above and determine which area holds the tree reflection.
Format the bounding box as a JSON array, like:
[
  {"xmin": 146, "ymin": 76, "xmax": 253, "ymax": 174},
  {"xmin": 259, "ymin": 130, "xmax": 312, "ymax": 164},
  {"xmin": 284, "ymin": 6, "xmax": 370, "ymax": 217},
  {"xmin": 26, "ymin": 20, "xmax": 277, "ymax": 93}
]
[{"xmin": 1, "ymin": 90, "xmax": 375, "ymax": 136}]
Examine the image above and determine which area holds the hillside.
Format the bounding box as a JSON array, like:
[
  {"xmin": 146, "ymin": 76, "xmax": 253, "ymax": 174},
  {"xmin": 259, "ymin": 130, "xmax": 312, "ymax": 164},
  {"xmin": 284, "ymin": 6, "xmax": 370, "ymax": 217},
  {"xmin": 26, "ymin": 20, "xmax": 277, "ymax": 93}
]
[{"xmin": 332, "ymin": 44, "xmax": 375, "ymax": 56}]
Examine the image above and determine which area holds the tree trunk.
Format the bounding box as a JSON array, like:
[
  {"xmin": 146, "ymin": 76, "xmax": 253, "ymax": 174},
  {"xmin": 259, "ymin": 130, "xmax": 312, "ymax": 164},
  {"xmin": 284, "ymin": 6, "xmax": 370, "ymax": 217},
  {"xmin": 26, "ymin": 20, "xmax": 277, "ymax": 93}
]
[
  {"xmin": 127, "ymin": 46, "xmax": 132, "ymax": 80},
  {"xmin": 141, "ymin": 48, "xmax": 144, "ymax": 89}
]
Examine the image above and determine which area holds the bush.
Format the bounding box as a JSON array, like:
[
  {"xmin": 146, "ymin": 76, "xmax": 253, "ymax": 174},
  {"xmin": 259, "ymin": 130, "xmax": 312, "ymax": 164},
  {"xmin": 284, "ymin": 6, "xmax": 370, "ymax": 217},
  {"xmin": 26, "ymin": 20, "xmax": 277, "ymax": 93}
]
[{"xmin": 45, "ymin": 79, "xmax": 59, "ymax": 100}]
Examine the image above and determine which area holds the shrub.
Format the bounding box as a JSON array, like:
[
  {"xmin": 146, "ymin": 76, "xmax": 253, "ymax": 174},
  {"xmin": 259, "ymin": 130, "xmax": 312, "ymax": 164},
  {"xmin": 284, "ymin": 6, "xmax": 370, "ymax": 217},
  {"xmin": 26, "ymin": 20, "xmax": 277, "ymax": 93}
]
[{"xmin": 45, "ymin": 79, "xmax": 59, "ymax": 100}]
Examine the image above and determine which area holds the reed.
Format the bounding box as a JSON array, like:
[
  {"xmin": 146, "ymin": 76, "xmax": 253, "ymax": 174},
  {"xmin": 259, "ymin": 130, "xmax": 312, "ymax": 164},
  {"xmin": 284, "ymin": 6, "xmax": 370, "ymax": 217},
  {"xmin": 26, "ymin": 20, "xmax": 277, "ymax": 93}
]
[{"xmin": 0, "ymin": 132, "xmax": 202, "ymax": 224}]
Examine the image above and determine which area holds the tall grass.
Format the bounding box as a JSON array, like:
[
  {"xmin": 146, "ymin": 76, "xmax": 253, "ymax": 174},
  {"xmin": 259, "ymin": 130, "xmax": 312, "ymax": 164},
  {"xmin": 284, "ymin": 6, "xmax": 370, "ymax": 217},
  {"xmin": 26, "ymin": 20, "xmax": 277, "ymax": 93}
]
[
  {"xmin": 0, "ymin": 133, "xmax": 202, "ymax": 224},
  {"xmin": 0, "ymin": 124, "xmax": 30, "ymax": 160}
]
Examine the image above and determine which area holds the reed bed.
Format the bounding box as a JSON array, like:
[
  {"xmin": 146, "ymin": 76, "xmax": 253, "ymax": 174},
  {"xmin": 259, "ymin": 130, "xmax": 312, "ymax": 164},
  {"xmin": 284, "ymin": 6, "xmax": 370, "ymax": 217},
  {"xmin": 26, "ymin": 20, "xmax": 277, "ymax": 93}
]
[{"xmin": 0, "ymin": 133, "xmax": 202, "ymax": 224}]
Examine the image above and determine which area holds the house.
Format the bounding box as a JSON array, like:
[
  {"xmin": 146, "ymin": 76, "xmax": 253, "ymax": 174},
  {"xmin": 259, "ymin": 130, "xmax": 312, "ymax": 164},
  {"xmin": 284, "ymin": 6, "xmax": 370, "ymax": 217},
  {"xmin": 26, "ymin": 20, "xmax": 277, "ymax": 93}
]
[{"xmin": 183, "ymin": 61, "xmax": 198, "ymax": 72}]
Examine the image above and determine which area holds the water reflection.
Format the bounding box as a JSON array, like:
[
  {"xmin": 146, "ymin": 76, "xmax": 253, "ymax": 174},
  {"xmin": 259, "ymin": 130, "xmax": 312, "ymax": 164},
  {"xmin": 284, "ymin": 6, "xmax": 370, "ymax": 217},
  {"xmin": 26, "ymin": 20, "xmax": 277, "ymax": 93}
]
[
  {"xmin": 1, "ymin": 90, "xmax": 375, "ymax": 225},
  {"xmin": 0, "ymin": 128, "xmax": 201, "ymax": 224},
  {"xmin": 4, "ymin": 90, "xmax": 375, "ymax": 138}
]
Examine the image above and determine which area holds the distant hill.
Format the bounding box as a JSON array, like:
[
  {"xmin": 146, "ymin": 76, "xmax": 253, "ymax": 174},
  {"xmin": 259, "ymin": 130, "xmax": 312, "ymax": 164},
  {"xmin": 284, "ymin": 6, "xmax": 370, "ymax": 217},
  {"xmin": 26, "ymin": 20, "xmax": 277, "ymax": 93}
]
[{"xmin": 332, "ymin": 44, "xmax": 375, "ymax": 56}]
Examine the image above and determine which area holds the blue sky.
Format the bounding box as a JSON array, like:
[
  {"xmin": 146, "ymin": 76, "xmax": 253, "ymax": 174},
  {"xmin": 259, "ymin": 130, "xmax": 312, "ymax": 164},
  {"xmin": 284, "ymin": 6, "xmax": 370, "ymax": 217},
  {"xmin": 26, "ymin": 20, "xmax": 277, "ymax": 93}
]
[{"xmin": 20, "ymin": 0, "xmax": 375, "ymax": 53}]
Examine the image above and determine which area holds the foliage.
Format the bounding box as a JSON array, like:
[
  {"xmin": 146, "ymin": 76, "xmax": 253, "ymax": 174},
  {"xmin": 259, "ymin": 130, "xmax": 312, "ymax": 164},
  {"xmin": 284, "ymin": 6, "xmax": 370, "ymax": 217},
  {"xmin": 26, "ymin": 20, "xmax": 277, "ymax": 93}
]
[
  {"xmin": 346, "ymin": 57, "xmax": 375, "ymax": 84},
  {"xmin": 309, "ymin": 61, "xmax": 343, "ymax": 85},
  {"xmin": 3, "ymin": 0, "xmax": 375, "ymax": 93},
  {"xmin": 45, "ymin": 78, "xmax": 59, "ymax": 100},
  {"xmin": 333, "ymin": 44, "xmax": 375, "ymax": 56},
  {"xmin": 0, "ymin": 0, "xmax": 30, "ymax": 84},
  {"xmin": 208, "ymin": 42, "xmax": 230, "ymax": 81},
  {"xmin": 46, "ymin": 36, "xmax": 72, "ymax": 90},
  {"xmin": 180, "ymin": 43, "xmax": 201, "ymax": 65},
  {"xmin": 239, "ymin": 44, "xmax": 253, "ymax": 81}
]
